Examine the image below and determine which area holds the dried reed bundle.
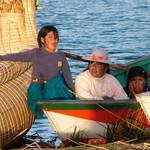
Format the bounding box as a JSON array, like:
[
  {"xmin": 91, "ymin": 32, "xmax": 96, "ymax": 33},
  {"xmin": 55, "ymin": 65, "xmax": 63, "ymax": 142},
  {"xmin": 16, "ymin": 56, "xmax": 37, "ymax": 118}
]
[
  {"xmin": 0, "ymin": 0, "xmax": 23, "ymax": 13},
  {"xmin": 0, "ymin": 0, "xmax": 38, "ymax": 54},
  {"xmin": 106, "ymin": 106, "xmax": 148, "ymax": 143},
  {"xmin": 0, "ymin": 63, "xmax": 35, "ymax": 149},
  {"xmin": 0, "ymin": 61, "xmax": 32, "ymax": 84},
  {"xmin": 0, "ymin": 0, "xmax": 38, "ymax": 149}
]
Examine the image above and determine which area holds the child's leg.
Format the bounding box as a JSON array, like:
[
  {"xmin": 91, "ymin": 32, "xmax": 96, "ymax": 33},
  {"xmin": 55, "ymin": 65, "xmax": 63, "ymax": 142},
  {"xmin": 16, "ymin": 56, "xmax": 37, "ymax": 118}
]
[
  {"xmin": 27, "ymin": 83, "xmax": 44, "ymax": 117},
  {"xmin": 44, "ymin": 75, "xmax": 74, "ymax": 100}
]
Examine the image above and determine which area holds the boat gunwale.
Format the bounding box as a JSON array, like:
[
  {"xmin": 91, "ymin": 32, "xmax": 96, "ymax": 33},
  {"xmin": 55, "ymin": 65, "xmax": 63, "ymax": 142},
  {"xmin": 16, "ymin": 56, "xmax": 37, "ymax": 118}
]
[{"xmin": 38, "ymin": 99, "xmax": 140, "ymax": 111}]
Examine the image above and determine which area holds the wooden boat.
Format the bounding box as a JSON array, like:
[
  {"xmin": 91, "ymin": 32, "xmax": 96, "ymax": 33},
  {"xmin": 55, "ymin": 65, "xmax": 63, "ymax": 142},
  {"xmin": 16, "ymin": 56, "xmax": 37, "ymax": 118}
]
[
  {"xmin": 0, "ymin": 0, "xmax": 38, "ymax": 149},
  {"xmin": 38, "ymin": 54, "xmax": 150, "ymax": 143}
]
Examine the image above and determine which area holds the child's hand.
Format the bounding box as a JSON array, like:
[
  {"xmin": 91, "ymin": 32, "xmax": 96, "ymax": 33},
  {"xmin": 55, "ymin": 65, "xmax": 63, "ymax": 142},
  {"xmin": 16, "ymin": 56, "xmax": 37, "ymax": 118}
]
[{"xmin": 129, "ymin": 82, "xmax": 136, "ymax": 98}]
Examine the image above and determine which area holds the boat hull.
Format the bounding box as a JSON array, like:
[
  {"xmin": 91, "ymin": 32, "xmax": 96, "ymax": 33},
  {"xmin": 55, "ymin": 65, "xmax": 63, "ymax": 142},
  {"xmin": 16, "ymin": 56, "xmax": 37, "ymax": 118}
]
[{"xmin": 38, "ymin": 100, "xmax": 150, "ymax": 142}]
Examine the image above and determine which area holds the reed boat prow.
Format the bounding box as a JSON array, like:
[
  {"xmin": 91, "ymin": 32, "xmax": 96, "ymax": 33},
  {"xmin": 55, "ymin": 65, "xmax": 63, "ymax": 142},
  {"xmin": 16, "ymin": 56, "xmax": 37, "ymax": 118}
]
[{"xmin": 0, "ymin": 0, "xmax": 38, "ymax": 149}]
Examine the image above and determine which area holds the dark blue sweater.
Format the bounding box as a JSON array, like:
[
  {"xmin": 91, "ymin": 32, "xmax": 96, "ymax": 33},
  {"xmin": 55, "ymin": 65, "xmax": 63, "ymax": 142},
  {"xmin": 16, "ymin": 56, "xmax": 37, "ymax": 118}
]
[{"xmin": 0, "ymin": 48, "xmax": 74, "ymax": 90}]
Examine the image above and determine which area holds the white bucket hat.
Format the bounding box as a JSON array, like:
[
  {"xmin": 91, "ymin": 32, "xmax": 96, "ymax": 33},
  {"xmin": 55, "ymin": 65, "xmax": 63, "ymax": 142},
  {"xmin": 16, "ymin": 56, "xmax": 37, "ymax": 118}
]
[{"xmin": 82, "ymin": 49, "xmax": 112, "ymax": 64}]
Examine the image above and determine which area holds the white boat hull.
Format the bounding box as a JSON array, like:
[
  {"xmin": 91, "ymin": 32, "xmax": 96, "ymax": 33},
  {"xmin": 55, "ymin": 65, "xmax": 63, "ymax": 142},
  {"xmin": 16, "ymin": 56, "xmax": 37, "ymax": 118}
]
[{"xmin": 44, "ymin": 111, "xmax": 109, "ymax": 141}]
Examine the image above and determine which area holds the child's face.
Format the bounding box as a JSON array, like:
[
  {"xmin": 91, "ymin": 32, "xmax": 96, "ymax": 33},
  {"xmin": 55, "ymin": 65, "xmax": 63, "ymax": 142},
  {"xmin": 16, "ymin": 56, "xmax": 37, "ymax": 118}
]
[
  {"xmin": 130, "ymin": 76, "xmax": 146, "ymax": 94},
  {"xmin": 41, "ymin": 31, "xmax": 58, "ymax": 52}
]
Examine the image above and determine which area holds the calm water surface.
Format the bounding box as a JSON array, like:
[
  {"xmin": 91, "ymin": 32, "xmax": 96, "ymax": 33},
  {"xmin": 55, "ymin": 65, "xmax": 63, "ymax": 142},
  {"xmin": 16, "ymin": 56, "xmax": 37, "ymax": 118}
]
[{"xmin": 26, "ymin": 0, "xmax": 150, "ymax": 145}]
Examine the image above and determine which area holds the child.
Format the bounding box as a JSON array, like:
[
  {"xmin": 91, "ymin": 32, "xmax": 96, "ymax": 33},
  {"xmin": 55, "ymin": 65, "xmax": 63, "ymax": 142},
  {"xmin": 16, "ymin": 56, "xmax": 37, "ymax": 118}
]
[
  {"xmin": 0, "ymin": 25, "xmax": 74, "ymax": 117},
  {"xmin": 124, "ymin": 66, "xmax": 150, "ymax": 99}
]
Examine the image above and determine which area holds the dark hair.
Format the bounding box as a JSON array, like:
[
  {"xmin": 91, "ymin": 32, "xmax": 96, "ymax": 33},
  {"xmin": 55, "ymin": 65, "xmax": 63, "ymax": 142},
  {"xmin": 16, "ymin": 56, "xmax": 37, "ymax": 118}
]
[
  {"xmin": 126, "ymin": 66, "xmax": 147, "ymax": 88},
  {"xmin": 84, "ymin": 62, "xmax": 109, "ymax": 73},
  {"xmin": 37, "ymin": 25, "xmax": 59, "ymax": 47}
]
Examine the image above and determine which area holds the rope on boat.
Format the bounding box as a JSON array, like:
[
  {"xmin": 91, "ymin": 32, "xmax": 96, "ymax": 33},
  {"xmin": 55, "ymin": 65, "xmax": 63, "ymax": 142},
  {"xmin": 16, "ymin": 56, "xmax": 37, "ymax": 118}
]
[{"xmin": 68, "ymin": 90, "xmax": 145, "ymax": 132}]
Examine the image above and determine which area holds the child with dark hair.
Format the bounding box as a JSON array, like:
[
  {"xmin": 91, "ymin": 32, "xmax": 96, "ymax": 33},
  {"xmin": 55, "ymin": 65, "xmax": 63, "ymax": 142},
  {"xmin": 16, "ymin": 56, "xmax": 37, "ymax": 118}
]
[
  {"xmin": 0, "ymin": 25, "xmax": 74, "ymax": 117},
  {"xmin": 124, "ymin": 66, "xmax": 150, "ymax": 99}
]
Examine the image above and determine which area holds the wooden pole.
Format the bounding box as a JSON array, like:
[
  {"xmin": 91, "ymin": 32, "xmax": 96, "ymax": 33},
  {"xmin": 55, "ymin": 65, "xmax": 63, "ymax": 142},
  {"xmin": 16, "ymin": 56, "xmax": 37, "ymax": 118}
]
[{"xmin": 62, "ymin": 51, "xmax": 130, "ymax": 71}]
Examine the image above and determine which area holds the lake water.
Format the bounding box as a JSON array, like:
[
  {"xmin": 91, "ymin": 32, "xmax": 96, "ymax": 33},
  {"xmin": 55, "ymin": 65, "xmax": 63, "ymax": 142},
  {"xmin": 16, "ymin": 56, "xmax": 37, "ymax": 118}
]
[{"xmin": 26, "ymin": 0, "xmax": 150, "ymax": 146}]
